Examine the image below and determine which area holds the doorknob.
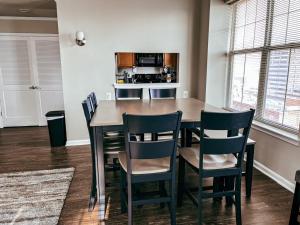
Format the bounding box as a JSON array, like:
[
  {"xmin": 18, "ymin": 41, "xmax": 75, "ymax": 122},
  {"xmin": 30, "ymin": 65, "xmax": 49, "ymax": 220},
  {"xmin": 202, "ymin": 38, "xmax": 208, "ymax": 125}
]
[{"xmin": 29, "ymin": 85, "xmax": 35, "ymax": 89}]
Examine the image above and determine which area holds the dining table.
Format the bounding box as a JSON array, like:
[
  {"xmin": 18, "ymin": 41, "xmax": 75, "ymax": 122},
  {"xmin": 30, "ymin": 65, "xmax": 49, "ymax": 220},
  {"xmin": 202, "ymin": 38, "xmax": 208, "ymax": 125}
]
[{"xmin": 89, "ymin": 98, "xmax": 256, "ymax": 220}]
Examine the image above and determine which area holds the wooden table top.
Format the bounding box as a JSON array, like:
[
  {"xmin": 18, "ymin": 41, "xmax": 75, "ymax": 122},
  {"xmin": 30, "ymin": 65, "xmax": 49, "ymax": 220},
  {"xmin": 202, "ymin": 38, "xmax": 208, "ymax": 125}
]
[{"xmin": 90, "ymin": 98, "xmax": 225, "ymax": 127}]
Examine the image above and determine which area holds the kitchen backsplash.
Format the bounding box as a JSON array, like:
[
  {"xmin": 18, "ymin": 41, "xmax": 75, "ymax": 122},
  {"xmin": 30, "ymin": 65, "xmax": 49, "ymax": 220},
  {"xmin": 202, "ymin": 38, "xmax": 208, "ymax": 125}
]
[{"xmin": 117, "ymin": 67, "xmax": 162, "ymax": 75}]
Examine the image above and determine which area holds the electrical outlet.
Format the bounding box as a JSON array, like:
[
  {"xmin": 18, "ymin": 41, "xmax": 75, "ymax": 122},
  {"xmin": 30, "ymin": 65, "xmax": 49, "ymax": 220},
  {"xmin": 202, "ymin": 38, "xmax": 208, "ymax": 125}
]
[
  {"xmin": 183, "ymin": 91, "xmax": 189, "ymax": 98},
  {"xmin": 106, "ymin": 92, "xmax": 112, "ymax": 100}
]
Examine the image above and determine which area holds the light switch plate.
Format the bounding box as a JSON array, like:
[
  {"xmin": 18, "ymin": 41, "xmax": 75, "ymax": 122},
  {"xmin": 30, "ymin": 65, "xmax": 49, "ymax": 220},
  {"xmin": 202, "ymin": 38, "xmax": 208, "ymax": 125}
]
[{"xmin": 183, "ymin": 91, "xmax": 189, "ymax": 98}]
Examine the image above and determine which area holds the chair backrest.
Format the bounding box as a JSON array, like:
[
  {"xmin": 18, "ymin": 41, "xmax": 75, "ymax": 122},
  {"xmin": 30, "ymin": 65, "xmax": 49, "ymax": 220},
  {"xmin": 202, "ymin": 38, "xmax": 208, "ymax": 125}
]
[
  {"xmin": 91, "ymin": 92, "xmax": 97, "ymax": 106},
  {"xmin": 82, "ymin": 99, "xmax": 93, "ymax": 123},
  {"xmin": 87, "ymin": 92, "xmax": 97, "ymax": 112},
  {"xmin": 123, "ymin": 111, "xmax": 182, "ymax": 174},
  {"xmin": 82, "ymin": 99, "xmax": 94, "ymax": 146},
  {"xmin": 199, "ymin": 109, "xmax": 255, "ymax": 172},
  {"xmin": 149, "ymin": 88, "xmax": 176, "ymax": 99},
  {"xmin": 115, "ymin": 88, "xmax": 143, "ymax": 100}
]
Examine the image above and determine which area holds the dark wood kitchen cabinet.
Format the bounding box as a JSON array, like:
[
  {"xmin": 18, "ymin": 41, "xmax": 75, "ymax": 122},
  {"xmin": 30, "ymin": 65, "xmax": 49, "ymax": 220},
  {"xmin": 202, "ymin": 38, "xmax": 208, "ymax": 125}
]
[
  {"xmin": 163, "ymin": 53, "xmax": 177, "ymax": 68},
  {"xmin": 116, "ymin": 53, "xmax": 135, "ymax": 68}
]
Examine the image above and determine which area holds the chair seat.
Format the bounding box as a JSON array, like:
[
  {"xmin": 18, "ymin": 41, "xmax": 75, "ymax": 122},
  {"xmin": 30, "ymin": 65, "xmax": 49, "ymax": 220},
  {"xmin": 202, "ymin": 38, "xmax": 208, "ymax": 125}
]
[
  {"xmin": 118, "ymin": 152, "xmax": 170, "ymax": 175},
  {"xmin": 191, "ymin": 129, "xmax": 256, "ymax": 145},
  {"xmin": 179, "ymin": 146, "xmax": 237, "ymax": 170},
  {"xmin": 296, "ymin": 170, "xmax": 300, "ymax": 183}
]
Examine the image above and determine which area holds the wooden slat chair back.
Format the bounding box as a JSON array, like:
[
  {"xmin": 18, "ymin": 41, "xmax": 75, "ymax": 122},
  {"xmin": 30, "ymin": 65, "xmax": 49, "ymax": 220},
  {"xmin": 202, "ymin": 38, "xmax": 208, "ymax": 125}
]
[
  {"xmin": 87, "ymin": 92, "xmax": 97, "ymax": 112},
  {"xmin": 119, "ymin": 111, "xmax": 182, "ymax": 225},
  {"xmin": 115, "ymin": 88, "xmax": 143, "ymax": 100},
  {"xmin": 148, "ymin": 88, "xmax": 177, "ymax": 141},
  {"xmin": 199, "ymin": 110, "xmax": 254, "ymax": 177},
  {"xmin": 149, "ymin": 88, "xmax": 176, "ymax": 99}
]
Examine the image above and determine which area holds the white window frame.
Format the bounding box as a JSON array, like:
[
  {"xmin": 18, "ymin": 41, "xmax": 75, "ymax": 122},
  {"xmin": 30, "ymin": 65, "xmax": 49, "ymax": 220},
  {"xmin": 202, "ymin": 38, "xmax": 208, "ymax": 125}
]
[{"xmin": 227, "ymin": 0, "xmax": 300, "ymax": 143}]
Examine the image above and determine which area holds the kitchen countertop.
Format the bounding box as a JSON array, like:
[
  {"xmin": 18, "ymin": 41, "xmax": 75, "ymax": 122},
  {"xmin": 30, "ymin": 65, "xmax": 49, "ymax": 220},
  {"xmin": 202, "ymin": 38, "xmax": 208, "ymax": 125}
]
[{"xmin": 113, "ymin": 83, "xmax": 180, "ymax": 89}]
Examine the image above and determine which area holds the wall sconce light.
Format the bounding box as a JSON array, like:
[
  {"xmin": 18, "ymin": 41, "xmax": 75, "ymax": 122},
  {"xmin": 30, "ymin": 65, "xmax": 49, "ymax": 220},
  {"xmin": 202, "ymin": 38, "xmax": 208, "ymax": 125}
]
[{"xmin": 75, "ymin": 31, "xmax": 86, "ymax": 46}]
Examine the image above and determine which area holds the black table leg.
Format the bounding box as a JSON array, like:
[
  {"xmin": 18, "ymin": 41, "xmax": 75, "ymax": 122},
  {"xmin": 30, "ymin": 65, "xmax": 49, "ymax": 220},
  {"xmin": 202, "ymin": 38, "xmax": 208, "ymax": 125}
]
[
  {"xmin": 289, "ymin": 183, "xmax": 300, "ymax": 225},
  {"xmin": 245, "ymin": 144, "xmax": 255, "ymax": 198},
  {"xmin": 186, "ymin": 128, "xmax": 192, "ymax": 147},
  {"xmin": 180, "ymin": 128, "xmax": 186, "ymax": 147},
  {"xmin": 177, "ymin": 155, "xmax": 185, "ymax": 207}
]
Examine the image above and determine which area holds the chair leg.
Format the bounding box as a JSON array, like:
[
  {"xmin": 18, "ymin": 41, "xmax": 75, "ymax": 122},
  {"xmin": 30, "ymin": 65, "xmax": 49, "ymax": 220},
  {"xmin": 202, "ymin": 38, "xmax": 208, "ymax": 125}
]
[
  {"xmin": 213, "ymin": 177, "xmax": 224, "ymax": 202},
  {"xmin": 151, "ymin": 133, "xmax": 158, "ymax": 141},
  {"xmin": 159, "ymin": 181, "xmax": 166, "ymax": 208},
  {"xmin": 139, "ymin": 134, "xmax": 144, "ymax": 141},
  {"xmin": 128, "ymin": 182, "xmax": 133, "ymax": 225},
  {"xmin": 88, "ymin": 163, "xmax": 98, "ymax": 212},
  {"xmin": 113, "ymin": 158, "xmax": 119, "ymax": 172},
  {"xmin": 198, "ymin": 178, "xmax": 203, "ymax": 225},
  {"xmin": 120, "ymin": 168, "xmax": 126, "ymax": 213},
  {"xmin": 170, "ymin": 177, "xmax": 177, "ymax": 225},
  {"xmin": 235, "ymin": 175, "xmax": 242, "ymax": 225},
  {"xmin": 289, "ymin": 183, "xmax": 300, "ymax": 225},
  {"xmin": 245, "ymin": 145, "xmax": 254, "ymax": 198},
  {"xmin": 225, "ymin": 176, "xmax": 235, "ymax": 205},
  {"xmin": 177, "ymin": 155, "xmax": 185, "ymax": 207}
]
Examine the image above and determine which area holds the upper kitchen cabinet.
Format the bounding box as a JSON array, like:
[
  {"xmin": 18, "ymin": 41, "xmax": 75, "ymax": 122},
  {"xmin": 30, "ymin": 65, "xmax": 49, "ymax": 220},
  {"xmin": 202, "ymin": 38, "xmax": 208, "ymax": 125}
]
[
  {"xmin": 116, "ymin": 52, "xmax": 135, "ymax": 68},
  {"xmin": 163, "ymin": 53, "xmax": 177, "ymax": 68}
]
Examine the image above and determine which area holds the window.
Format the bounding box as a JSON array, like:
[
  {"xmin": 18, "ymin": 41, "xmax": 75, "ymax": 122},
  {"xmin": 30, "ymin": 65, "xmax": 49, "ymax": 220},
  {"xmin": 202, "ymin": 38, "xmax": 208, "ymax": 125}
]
[
  {"xmin": 231, "ymin": 52, "xmax": 261, "ymax": 111},
  {"xmin": 229, "ymin": 0, "xmax": 300, "ymax": 133}
]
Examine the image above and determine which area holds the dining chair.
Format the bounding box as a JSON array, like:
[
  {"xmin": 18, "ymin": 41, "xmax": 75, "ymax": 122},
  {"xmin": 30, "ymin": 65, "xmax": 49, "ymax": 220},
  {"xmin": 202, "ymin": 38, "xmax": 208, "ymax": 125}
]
[
  {"xmin": 177, "ymin": 109, "xmax": 255, "ymax": 225},
  {"xmin": 148, "ymin": 88, "xmax": 177, "ymax": 141},
  {"xmin": 86, "ymin": 92, "xmax": 125, "ymax": 164},
  {"xmin": 119, "ymin": 111, "xmax": 182, "ymax": 225},
  {"xmin": 88, "ymin": 92, "xmax": 97, "ymax": 109},
  {"xmin": 289, "ymin": 170, "xmax": 300, "ymax": 225},
  {"xmin": 149, "ymin": 88, "xmax": 176, "ymax": 99},
  {"xmin": 115, "ymin": 88, "xmax": 143, "ymax": 100},
  {"xmin": 115, "ymin": 88, "xmax": 145, "ymax": 141},
  {"xmin": 82, "ymin": 99, "xmax": 99, "ymax": 210},
  {"xmin": 82, "ymin": 96, "xmax": 124, "ymax": 211}
]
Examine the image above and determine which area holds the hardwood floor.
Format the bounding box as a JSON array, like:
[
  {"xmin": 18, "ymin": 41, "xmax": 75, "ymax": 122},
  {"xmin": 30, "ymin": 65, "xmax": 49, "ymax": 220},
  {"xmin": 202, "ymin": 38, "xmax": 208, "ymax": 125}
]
[{"xmin": 0, "ymin": 127, "xmax": 293, "ymax": 225}]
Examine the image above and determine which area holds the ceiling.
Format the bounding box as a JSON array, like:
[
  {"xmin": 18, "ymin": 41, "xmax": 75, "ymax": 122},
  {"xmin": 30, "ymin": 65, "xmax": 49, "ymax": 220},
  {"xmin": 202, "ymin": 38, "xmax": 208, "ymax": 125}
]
[{"xmin": 0, "ymin": 0, "xmax": 57, "ymax": 17}]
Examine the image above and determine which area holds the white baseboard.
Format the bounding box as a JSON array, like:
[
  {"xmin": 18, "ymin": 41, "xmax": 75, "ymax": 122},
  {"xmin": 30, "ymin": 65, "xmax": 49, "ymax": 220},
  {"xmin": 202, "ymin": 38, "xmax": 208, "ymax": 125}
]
[
  {"xmin": 66, "ymin": 139, "xmax": 90, "ymax": 146},
  {"xmin": 253, "ymin": 160, "xmax": 295, "ymax": 193}
]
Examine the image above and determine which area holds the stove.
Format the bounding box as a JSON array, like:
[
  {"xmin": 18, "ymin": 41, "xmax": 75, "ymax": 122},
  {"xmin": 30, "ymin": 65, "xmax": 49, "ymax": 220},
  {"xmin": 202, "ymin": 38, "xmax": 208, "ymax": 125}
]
[{"xmin": 134, "ymin": 74, "xmax": 162, "ymax": 83}]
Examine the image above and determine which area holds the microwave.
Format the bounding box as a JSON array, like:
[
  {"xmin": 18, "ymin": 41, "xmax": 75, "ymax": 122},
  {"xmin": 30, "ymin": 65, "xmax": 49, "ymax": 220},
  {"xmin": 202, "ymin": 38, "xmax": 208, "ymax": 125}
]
[{"xmin": 135, "ymin": 53, "xmax": 163, "ymax": 67}]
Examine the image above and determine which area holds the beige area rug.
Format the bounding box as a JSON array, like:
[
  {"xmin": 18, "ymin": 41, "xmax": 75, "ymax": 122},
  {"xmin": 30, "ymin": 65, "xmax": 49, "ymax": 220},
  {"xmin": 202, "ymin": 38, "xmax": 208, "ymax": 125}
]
[{"xmin": 0, "ymin": 167, "xmax": 74, "ymax": 225}]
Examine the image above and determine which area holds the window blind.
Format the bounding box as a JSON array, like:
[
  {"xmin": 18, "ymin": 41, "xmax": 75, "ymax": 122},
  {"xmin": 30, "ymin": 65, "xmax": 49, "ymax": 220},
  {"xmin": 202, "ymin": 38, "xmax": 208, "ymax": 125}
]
[{"xmin": 229, "ymin": 0, "xmax": 300, "ymax": 133}]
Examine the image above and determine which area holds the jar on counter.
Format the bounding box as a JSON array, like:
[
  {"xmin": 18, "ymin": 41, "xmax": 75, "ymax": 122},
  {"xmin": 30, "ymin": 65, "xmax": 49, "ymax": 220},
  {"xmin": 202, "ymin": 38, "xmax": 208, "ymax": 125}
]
[{"xmin": 166, "ymin": 74, "xmax": 172, "ymax": 83}]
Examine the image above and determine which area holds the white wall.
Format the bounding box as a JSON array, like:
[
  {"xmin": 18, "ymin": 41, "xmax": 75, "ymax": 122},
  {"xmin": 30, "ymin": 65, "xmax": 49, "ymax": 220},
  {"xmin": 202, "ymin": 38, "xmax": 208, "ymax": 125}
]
[
  {"xmin": 56, "ymin": 0, "xmax": 200, "ymax": 142},
  {"xmin": 206, "ymin": 0, "xmax": 232, "ymax": 107},
  {"xmin": 251, "ymin": 129, "xmax": 300, "ymax": 188},
  {"xmin": 206, "ymin": 0, "xmax": 300, "ymax": 186}
]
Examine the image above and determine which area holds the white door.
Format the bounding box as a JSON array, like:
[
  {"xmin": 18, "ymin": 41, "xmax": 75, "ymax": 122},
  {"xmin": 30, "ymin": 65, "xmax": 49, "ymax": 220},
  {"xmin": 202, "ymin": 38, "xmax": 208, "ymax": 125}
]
[
  {"xmin": 32, "ymin": 37, "xmax": 64, "ymax": 126},
  {"xmin": 0, "ymin": 35, "xmax": 64, "ymax": 127},
  {"xmin": 0, "ymin": 37, "xmax": 39, "ymax": 127}
]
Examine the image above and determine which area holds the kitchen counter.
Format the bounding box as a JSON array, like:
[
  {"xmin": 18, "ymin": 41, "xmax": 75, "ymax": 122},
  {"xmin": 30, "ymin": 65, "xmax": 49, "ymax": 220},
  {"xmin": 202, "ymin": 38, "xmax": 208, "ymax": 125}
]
[{"xmin": 113, "ymin": 83, "xmax": 180, "ymax": 89}]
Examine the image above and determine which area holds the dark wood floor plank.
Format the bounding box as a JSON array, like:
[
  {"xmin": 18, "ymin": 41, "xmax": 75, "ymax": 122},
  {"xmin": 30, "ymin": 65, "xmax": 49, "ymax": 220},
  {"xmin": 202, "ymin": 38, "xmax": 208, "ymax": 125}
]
[{"xmin": 0, "ymin": 127, "xmax": 293, "ymax": 224}]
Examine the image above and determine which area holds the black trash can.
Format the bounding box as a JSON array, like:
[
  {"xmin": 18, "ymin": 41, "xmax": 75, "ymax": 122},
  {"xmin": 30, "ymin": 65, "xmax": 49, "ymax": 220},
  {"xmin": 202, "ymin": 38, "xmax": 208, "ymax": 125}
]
[{"xmin": 45, "ymin": 110, "xmax": 66, "ymax": 147}]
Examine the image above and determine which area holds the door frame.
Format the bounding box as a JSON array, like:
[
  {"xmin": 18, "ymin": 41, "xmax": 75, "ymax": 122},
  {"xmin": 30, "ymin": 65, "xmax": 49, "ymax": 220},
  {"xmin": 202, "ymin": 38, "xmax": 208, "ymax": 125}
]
[
  {"xmin": 0, "ymin": 33, "xmax": 60, "ymax": 128},
  {"xmin": 0, "ymin": 68, "xmax": 4, "ymax": 128}
]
